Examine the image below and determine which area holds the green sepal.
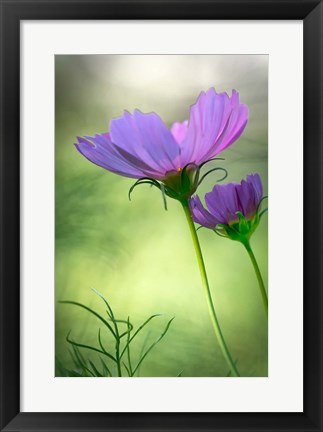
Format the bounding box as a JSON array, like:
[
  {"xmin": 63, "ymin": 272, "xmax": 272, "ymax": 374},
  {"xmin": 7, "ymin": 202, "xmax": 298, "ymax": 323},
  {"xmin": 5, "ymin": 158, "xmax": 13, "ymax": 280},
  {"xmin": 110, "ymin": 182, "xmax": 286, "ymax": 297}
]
[
  {"xmin": 128, "ymin": 177, "xmax": 169, "ymax": 210},
  {"xmin": 198, "ymin": 167, "xmax": 228, "ymax": 187},
  {"xmin": 256, "ymin": 195, "xmax": 268, "ymax": 213},
  {"xmin": 198, "ymin": 157, "xmax": 225, "ymax": 170},
  {"xmin": 128, "ymin": 177, "xmax": 161, "ymax": 201},
  {"xmin": 160, "ymin": 183, "xmax": 168, "ymax": 210},
  {"xmin": 162, "ymin": 163, "xmax": 200, "ymax": 202},
  {"xmin": 259, "ymin": 207, "xmax": 268, "ymax": 219},
  {"xmin": 128, "ymin": 158, "xmax": 229, "ymax": 207},
  {"xmin": 181, "ymin": 163, "xmax": 199, "ymax": 195},
  {"xmin": 215, "ymin": 223, "xmax": 240, "ymax": 241},
  {"xmin": 236, "ymin": 211, "xmax": 250, "ymax": 235},
  {"xmin": 213, "ymin": 204, "xmax": 267, "ymax": 243}
]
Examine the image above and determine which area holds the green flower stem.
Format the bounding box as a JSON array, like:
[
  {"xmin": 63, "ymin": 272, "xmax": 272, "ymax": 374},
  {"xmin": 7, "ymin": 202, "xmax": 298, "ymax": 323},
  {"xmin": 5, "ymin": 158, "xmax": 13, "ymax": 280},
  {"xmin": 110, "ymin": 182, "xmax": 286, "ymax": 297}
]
[
  {"xmin": 181, "ymin": 201, "xmax": 240, "ymax": 377},
  {"xmin": 242, "ymin": 239, "xmax": 268, "ymax": 318}
]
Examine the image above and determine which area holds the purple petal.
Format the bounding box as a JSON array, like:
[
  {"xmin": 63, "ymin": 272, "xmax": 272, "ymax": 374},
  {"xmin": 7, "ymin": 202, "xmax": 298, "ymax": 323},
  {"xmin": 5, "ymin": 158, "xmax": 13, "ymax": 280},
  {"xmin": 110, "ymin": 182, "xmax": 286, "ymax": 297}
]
[
  {"xmin": 236, "ymin": 180, "xmax": 255, "ymax": 218},
  {"xmin": 189, "ymin": 195, "xmax": 220, "ymax": 228},
  {"xmin": 205, "ymin": 184, "xmax": 238, "ymax": 225},
  {"xmin": 247, "ymin": 173, "xmax": 263, "ymax": 204},
  {"xmin": 180, "ymin": 89, "xmax": 230, "ymax": 165},
  {"xmin": 236, "ymin": 173, "xmax": 263, "ymax": 218},
  {"xmin": 110, "ymin": 110, "xmax": 180, "ymax": 175},
  {"xmin": 75, "ymin": 88, "xmax": 249, "ymax": 183},
  {"xmin": 180, "ymin": 88, "xmax": 248, "ymax": 166},
  {"xmin": 171, "ymin": 120, "xmax": 188, "ymax": 144},
  {"xmin": 203, "ymin": 173, "xmax": 264, "ymax": 225},
  {"xmin": 209, "ymin": 91, "xmax": 248, "ymax": 156},
  {"xmin": 75, "ymin": 134, "xmax": 160, "ymax": 179}
]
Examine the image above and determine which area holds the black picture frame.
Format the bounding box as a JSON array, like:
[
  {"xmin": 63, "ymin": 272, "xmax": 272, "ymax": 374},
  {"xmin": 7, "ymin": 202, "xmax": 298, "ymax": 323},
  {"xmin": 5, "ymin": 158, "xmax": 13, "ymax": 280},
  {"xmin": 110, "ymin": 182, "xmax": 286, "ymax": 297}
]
[{"xmin": 1, "ymin": 1, "xmax": 322, "ymax": 431}]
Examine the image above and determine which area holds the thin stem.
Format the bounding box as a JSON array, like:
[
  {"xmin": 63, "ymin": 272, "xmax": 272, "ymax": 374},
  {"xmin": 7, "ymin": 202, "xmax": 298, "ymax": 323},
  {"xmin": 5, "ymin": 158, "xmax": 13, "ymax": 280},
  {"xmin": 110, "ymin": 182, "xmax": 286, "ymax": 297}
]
[
  {"xmin": 181, "ymin": 201, "xmax": 240, "ymax": 377},
  {"xmin": 113, "ymin": 321, "xmax": 122, "ymax": 377},
  {"xmin": 242, "ymin": 239, "xmax": 268, "ymax": 318},
  {"xmin": 126, "ymin": 318, "xmax": 133, "ymax": 377},
  {"xmin": 115, "ymin": 333, "xmax": 122, "ymax": 377},
  {"xmin": 116, "ymin": 347, "xmax": 122, "ymax": 377}
]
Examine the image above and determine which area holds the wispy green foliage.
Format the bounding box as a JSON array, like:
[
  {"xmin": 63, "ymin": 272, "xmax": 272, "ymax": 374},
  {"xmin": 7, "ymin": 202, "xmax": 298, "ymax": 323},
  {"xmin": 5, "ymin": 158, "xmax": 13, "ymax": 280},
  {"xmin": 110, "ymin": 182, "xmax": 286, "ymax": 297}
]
[{"xmin": 57, "ymin": 290, "xmax": 174, "ymax": 377}]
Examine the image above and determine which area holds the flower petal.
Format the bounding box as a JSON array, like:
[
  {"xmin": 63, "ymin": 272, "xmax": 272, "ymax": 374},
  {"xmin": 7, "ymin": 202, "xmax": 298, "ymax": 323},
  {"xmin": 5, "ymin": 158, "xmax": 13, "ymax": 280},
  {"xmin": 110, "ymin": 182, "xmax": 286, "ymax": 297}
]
[
  {"xmin": 247, "ymin": 173, "xmax": 263, "ymax": 203},
  {"xmin": 110, "ymin": 110, "xmax": 180, "ymax": 175},
  {"xmin": 205, "ymin": 184, "xmax": 237, "ymax": 225},
  {"xmin": 236, "ymin": 180, "xmax": 254, "ymax": 218},
  {"xmin": 236, "ymin": 174, "xmax": 263, "ymax": 218},
  {"xmin": 171, "ymin": 120, "xmax": 188, "ymax": 144},
  {"xmin": 181, "ymin": 88, "xmax": 248, "ymax": 166},
  {"xmin": 75, "ymin": 134, "xmax": 160, "ymax": 179},
  {"xmin": 208, "ymin": 90, "xmax": 248, "ymax": 156},
  {"xmin": 190, "ymin": 195, "xmax": 220, "ymax": 228},
  {"xmin": 202, "ymin": 173, "xmax": 263, "ymax": 225}
]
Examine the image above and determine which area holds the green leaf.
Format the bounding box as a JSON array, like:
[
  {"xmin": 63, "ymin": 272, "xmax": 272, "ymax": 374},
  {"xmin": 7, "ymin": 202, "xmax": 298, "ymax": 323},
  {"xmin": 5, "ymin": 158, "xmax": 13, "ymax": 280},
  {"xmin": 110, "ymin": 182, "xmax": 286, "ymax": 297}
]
[
  {"xmin": 89, "ymin": 360, "xmax": 103, "ymax": 377},
  {"xmin": 135, "ymin": 330, "xmax": 151, "ymax": 377},
  {"xmin": 56, "ymin": 356, "xmax": 74, "ymax": 377},
  {"xmin": 226, "ymin": 359, "xmax": 238, "ymax": 377},
  {"xmin": 66, "ymin": 331, "xmax": 117, "ymax": 363},
  {"xmin": 132, "ymin": 317, "xmax": 175, "ymax": 376},
  {"xmin": 69, "ymin": 347, "xmax": 84, "ymax": 370},
  {"xmin": 99, "ymin": 357, "xmax": 112, "ymax": 377},
  {"xmin": 119, "ymin": 319, "xmax": 134, "ymax": 339},
  {"xmin": 59, "ymin": 292, "xmax": 176, "ymax": 379},
  {"xmin": 125, "ymin": 317, "xmax": 133, "ymax": 376},
  {"xmin": 97, "ymin": 328, "xmax": 116, "ymax": 363},
  {"xmin": 120, "ymin": 314, "xmax": 161, "ymax": 359},
  {"xmin": 72, "ymin": 345, "xmax": 87, "ymax": 369},
  {"xmin": 91, "ymin": 288, "xmax": 115, "ymax": 320},
  {"xmin": 122, "ymin": 361, "xmax": 132, "ymax": 377},
  {"xmin": 60, "ymin": 300, "xmax": 117, "ymax": 339},
  {"xmin": 66, "ymin": 369, "xmax": 84, "ymax": 377},
  {"xmin": 82, "ymin": 366, "xmax": 96, "ymax": 377},
  {"xmin": 90, "ymin": 289, "xmax": 121, "ymax": 341}
]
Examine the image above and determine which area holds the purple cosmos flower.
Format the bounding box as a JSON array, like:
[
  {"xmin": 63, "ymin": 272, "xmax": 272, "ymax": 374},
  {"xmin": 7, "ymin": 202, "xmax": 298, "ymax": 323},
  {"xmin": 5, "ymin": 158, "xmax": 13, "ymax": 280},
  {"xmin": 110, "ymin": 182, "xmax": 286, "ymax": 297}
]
[
  {"xmin": 190, "ymin": 174, "xmax": 267, "ymax": 241},
  {"xmin": 75, "ymin": 88, "xmax": 248, "ymax": 203}
]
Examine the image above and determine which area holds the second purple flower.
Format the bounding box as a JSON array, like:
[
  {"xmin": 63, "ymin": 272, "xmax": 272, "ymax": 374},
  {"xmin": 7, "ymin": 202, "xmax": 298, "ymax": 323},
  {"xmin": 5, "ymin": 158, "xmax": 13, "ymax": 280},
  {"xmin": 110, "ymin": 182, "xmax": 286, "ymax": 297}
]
[
  {"xmin": 190, "ymin": 174, "xmax": 268, "ymax": 317},
  {"xmin": 190, "ymin": 173, "xmax": 266, "ymax": 241},
  {"xmin": 190, "ymin": 174, "xmax": 265, "ymax": 238}
]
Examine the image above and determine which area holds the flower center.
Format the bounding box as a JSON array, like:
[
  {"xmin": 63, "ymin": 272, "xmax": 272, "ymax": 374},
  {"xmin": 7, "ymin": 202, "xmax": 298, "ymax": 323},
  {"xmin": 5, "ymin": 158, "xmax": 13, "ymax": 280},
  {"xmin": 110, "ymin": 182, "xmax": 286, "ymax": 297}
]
[{"xmin": 177, "ymin": 167, "xmax": 182, "ymax": 173}]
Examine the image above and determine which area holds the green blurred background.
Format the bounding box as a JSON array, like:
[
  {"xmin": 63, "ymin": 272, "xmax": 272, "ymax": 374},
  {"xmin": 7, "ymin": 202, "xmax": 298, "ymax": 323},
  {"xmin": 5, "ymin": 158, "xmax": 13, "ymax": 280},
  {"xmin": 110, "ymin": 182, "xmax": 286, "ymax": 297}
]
[{"xmin": 55, "ymin": 55, "xmax": 268, "ymax": 377}]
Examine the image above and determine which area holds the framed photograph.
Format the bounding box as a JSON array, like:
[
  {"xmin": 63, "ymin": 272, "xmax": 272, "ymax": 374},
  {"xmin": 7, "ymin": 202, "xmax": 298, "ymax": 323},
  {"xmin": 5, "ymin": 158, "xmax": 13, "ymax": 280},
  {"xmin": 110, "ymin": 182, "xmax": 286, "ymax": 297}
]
[{"xmin": 1, "ymin": 1, "xmax": 322, "ymax": 431}]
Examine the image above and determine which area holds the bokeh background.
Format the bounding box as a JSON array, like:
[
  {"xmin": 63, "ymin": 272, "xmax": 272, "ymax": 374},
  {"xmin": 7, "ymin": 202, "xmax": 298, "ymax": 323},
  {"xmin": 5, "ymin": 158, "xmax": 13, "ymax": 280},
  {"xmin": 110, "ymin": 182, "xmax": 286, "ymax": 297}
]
[{"xmin": 55, "ymin": 55, "xmax": 268, "ymax": 377}]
